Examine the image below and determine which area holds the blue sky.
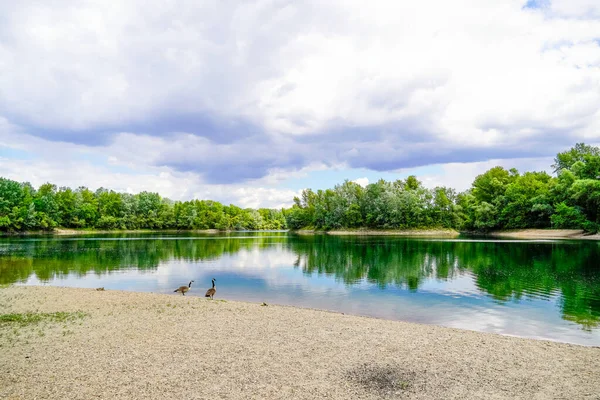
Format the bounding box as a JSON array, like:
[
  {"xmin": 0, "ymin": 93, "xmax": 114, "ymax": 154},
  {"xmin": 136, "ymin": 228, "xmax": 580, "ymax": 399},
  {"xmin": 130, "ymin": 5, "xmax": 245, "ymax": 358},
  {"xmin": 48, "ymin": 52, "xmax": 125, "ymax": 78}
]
[
  {"xmin": 0, "ymin": 0, "xmax": 599, "ymax": 207},
  {"xmin": 524, "ymin": 0, "xmax": 550, "ymax": 9}
]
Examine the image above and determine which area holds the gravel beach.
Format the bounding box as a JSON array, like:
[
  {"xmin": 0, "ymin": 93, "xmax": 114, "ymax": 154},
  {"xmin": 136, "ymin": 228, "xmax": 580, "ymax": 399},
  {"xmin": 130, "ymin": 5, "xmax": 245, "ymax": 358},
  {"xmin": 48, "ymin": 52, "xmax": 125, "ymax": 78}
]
[
  {"xmin": 1, "ymin": 286, "xmax": 599, "ymax": 399},
  {"xmin": 488, "ymin": 229, "xmax": 600, "ymax": 240}
]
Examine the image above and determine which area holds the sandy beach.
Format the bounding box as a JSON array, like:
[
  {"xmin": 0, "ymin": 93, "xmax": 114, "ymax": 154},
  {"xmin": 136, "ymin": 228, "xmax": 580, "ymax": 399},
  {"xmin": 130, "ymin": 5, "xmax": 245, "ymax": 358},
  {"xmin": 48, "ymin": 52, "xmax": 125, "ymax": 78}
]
[
  {"xmin": 1, "ymin": 286, "xmax": 598, "ymax": 400},
  {"xmin": 4, "ymin": 228, "xmax": 599, "ymax": 241},
  {"xmin": 488, "ymin": 229, "xmax": 600, "ymax": 240},
  {"xmin": 295, "ymin": 229, "xmax": 460, "ymax": 236}
]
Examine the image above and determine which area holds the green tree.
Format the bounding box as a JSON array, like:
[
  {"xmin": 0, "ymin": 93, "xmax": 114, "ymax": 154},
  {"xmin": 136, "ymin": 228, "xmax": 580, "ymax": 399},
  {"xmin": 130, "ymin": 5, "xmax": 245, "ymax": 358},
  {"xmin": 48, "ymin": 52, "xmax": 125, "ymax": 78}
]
[
  {"xmin": 551, "ymin": 203, "xmax": 587, "ymax": 229},
  {"xmin": 500, "ymin": 172, "xmax": 553, "ymax": 228},
  {"xmin": 471, "ymin": 167, "xmax": 517, "ymax": 205},
  {"xmin": 552, "ymin": 142, "xmax": 600, "ymax": 174}
]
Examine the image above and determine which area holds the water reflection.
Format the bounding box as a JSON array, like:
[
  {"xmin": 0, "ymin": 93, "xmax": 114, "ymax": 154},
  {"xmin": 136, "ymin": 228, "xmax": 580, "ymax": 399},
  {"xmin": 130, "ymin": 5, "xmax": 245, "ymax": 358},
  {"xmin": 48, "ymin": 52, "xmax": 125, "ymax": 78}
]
[
  {"xmin": 1, "ymin": 233, "xmax": 599, "ymax": 342},
  {"xmin": 290, "ymin": 236, "xmax": 600, "ymax": 331}
]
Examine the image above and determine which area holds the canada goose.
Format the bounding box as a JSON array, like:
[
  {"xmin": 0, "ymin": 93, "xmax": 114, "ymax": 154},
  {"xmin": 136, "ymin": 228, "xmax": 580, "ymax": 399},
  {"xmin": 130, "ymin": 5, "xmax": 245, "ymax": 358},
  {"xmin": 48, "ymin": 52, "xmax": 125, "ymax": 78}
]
[
  {"xmin": 174, "ymin": 280, "xmax": 194, "ymax": 295},
  {"xmin": 205, "ymin": 278, "xmax": 216, "ymax": 299}
]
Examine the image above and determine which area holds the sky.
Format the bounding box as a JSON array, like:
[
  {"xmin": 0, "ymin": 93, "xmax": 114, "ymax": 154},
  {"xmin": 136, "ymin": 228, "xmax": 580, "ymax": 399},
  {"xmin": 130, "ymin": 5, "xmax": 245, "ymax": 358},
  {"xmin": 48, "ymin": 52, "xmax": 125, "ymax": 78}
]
[{"xmin": 0, "ymin": 0, "xmax": 599, "ymax": 208}]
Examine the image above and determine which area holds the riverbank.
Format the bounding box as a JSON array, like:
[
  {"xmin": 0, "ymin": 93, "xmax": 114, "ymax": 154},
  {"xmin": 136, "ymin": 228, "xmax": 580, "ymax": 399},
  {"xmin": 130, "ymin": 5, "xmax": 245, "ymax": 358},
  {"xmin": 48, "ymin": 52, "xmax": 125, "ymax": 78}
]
[
  {"xmin": 0, "ymin": 228, "xmax": 224, "ymax": 236},
  {"xmin": 1, "ymin": 286, "xmax": 598, "ymax": 399},
  {"xmin": 54, "ymin": 228, "xmax": 223, "ymax": 235},
  {"xmin": 4, "ymin": 228, "xmax": 598, "ymax": 241},
  {"xmin": 295, "ymin": 228, "xmax": 460, "ymax": 236},
  {"xmin": 488, "ymin": 229, "xmax": 600, "ymax": 240}
]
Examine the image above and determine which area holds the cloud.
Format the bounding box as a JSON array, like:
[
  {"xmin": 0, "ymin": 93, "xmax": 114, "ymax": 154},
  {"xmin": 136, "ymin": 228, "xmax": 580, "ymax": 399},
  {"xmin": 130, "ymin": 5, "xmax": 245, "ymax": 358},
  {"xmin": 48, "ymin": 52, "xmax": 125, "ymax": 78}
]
[
  {"xmin": 352, "ymin": 178, "xmax": 370, "ymax": 187},
  {"xmin": 416, "ymin": 157, "xmax": 556, "ymax": 191},
  {"xmin": 545, "ymin": 0, "xmax": 600, "ymax": 18},
  {"xmin": 0, "ymin": 152, "xmax": 301, "ymax": 208},
  {"xmin": 1, "ymin": 0, "xmax": 599, "ymax": 203},
  {"xmin": 0, "ymin": 130, "xmax": 301, "ymax": 208}
]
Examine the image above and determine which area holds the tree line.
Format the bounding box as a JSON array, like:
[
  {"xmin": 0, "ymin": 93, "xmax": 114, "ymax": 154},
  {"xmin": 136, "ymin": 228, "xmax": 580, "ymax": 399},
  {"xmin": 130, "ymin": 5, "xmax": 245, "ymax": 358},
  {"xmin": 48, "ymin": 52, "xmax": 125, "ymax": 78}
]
[
  {"xmin": 1, "ymin": 143, "xmax": 598, "ymax": 233},
  {"xmin": 285, "ymin": 143, "xmax": 600, "ymax": 233},
  {"xmin": 0, "ymin": 182, "xmax": 286, "ymax": 232}
]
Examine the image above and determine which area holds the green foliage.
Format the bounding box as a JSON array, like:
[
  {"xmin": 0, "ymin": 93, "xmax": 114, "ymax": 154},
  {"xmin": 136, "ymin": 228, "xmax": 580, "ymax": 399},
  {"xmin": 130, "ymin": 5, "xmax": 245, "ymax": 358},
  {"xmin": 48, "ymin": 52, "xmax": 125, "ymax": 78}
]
[
  {"xmin": 552, "ymin": 142, "xmax": 600, "ymax": 174},
  {"xmin": 471, "ymin": 166, "xmax": 517, "ymax": 204},
  {"xmin": 551, "ymin": 202, "xmax": 587, "ymax": 229},
  {"xmin": 0, "ymin": 179, "xmax": 287, "ymax": 232},
  {"xmin": 286, "ymin": 178, "xmax": 463, "ymax": 230},
  {"xmin": 499, "ymin": 171, "xmax": 553, "ymax": 228},
  {"xmin": 285, "ymin": 143, "xmax": 600, "ymax": 233},
  {"xmin": 473, "ymin": 202, "xmax": 498, "ymax": 230},
  {"xmin": 2, "ymin": 142, "xmax": 599, "ymax": 234}
]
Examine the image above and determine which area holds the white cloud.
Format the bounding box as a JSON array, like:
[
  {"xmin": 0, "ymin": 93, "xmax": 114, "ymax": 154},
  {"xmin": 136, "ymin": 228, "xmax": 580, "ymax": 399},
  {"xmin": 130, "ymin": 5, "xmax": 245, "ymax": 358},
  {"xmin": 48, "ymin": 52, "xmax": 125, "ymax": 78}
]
[
  {"xmin": 2, "ymin": 1, "xmax": 599, "ymax": 139},
  {"xmin": 0, "ymin": 152, "xmax": 301, "ymax": 208},
  {"xmin": 1, "ymin": 0, "xmax": 599, "ymax": 203},
  {"xmin": 351, "ymin": 177, "xmax": 369, "ymax": 187},
  {"xmin": 0, "ymin": 130, "xmax": 301, "ymax": 208},
  {"xmin": 416, "ymin": 157, "xmax": 555, "ymax": 192},
  {"xmin": 549, "ymin": 0, "xmax": 600, "ymax": 18}
]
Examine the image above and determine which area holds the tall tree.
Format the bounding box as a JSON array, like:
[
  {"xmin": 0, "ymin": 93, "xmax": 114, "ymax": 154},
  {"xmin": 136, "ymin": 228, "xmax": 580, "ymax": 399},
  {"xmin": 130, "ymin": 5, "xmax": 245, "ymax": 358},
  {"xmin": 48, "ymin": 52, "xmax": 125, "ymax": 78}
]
[{"xmin": 552, "ymin": 142, "xmax": 600, "ymax": 174}]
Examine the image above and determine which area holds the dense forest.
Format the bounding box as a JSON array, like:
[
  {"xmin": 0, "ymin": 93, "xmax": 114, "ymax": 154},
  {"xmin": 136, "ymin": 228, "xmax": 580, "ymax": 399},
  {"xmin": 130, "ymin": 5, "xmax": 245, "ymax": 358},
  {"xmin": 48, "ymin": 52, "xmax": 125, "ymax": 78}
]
[
  {"xmin": 0, "ymin": 182, "xmax": 287, "ymax": 232},
  {"xmin": 285, "ymin": 143, "xmax": 600, "ymax": 233},
  {"xmin": 1, "ymin": 143, "xmax": 599, "ymax": 233}
]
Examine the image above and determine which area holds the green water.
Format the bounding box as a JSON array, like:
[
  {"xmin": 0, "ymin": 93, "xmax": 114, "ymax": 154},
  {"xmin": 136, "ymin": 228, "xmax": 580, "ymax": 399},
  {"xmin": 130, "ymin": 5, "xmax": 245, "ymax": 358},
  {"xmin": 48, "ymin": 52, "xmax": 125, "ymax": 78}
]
[{"xmin": 1, "ymin": 232, "xmax": 599, "ymax": 345}]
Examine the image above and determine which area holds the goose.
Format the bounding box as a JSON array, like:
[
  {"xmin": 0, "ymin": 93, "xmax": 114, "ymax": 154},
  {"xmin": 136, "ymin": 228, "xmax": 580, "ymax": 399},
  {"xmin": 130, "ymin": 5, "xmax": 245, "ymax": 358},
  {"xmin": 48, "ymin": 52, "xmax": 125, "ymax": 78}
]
[
  {"xmin": 205, "ymin": 278, "xmax": 216, "ymax": 299},
  {"xmin": 174, "ymin": 280, "xmax": 194, "ymax": 295}
]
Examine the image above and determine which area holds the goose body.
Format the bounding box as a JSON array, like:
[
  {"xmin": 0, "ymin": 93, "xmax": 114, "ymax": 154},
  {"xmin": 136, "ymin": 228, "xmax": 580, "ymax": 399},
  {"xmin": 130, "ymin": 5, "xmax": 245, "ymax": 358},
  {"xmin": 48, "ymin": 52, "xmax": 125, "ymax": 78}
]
[
  {"xmin": 205, "ymin": 278, "xmax": 216, "ymax": 299},
  {"xmin": 174, "ymin": 280, "xmax": 194, "ymax": 295}
]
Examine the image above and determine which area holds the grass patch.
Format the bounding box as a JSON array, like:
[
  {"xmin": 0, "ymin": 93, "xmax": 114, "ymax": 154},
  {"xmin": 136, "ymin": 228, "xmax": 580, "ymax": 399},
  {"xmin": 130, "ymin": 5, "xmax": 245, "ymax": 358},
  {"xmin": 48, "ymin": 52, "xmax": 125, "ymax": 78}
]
[{"xmin": 0, "ymin": 311, "xmax": 88, "ymax": 326}]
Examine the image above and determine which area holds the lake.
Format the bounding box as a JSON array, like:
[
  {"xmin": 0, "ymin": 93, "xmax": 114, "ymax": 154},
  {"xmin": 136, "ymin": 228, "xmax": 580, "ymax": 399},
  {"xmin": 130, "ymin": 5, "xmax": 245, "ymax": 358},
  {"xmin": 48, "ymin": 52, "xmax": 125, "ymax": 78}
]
[{"xmin": 1, "ymin": 232, "xmax": 599, "ymax": 345}]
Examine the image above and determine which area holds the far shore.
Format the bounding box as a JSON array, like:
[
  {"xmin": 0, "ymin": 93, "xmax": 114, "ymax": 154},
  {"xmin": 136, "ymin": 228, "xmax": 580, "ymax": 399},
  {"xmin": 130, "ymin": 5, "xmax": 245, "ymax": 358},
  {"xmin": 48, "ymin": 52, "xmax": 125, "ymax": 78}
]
[
  {"xmin": 1, "ymin": 228, "xmax": 460, "ymax": 237},
  {"xmin": 296, "ymin": 228, "xmax": 600, "ymax": 240},
  {"xmin": 2, "ymin": 228, "xmax": 599, "ymax": 241},
  {"xmin": 294, "ymin": 228, "xmax": 460, "ymax": 236},
  {"xmin": 53, "ymin": 228, "xmax": 223, "ymax": 235},
  {"xmin": 1, "ymin": 286, "xmax": 598, "ymax": 399},
  {"xmin": 487, "ymin": 229, "xmax": 600, "ymax": 240},
  {"xmin": 0, "ymin": 228, "xmax": 226, "ymax": 236}
]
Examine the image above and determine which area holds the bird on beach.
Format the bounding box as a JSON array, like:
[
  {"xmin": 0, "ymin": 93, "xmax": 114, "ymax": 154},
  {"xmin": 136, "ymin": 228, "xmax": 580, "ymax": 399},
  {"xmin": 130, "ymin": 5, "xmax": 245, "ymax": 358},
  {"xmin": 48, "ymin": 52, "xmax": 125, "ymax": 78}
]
[
  {"xmin": 174, "ymin": 280, "xmax": 194, "ymax": 295},
  {"xmin": 205, "ymin": 278, "xmax": 216, "ymax": 299}
]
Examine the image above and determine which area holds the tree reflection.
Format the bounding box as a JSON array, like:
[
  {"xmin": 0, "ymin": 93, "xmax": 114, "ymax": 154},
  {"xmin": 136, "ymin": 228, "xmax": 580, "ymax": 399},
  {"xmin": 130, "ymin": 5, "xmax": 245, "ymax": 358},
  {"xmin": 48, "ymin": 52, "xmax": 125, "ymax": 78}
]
[
  {"xmin": 0, "ymin": 234, "xmax": 599, "ymax": 329},
  {"xmin": 289, "ymin": 236, "xmax": 600, "ymax": 329}
]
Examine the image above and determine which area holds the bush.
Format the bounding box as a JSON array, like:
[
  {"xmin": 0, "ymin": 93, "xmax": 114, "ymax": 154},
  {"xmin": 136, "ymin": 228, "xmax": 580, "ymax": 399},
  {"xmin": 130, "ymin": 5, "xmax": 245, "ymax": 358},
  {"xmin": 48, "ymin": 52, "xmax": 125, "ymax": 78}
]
[
  {"xmin": 96, "ymin": 215, "xmax": 121, "ymax": 230},
  {"xmin": 550, "ymin": 203, "xmax": 587, "ymax": 229}
]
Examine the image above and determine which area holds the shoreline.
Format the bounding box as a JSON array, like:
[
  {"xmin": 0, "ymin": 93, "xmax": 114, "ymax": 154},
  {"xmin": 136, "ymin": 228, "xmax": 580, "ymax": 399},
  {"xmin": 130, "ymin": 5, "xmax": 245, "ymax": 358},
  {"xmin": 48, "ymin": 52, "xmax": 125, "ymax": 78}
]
[
  {"xmin": 487, "ymin": 229, "xmax": 600, "ymax": 240},
  {"xmin": 293, "ymin": 228, "xmax": 460, "ymax": 236},
  {"xmin": 2, "ymin": 228, "xmax": 599, "ymax": 241},
  {"xmin": 1, "ymin": 286, "xmax": 598, "ymax": 399},
  {"xmin": 0, "ymin": 228, "xmax": 244, "ymax": 236}
]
